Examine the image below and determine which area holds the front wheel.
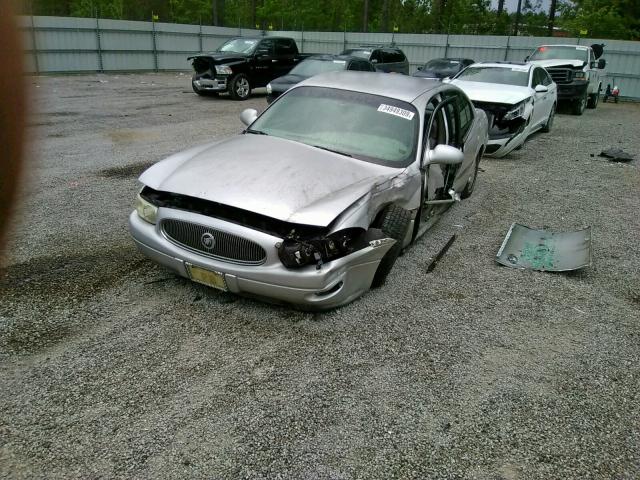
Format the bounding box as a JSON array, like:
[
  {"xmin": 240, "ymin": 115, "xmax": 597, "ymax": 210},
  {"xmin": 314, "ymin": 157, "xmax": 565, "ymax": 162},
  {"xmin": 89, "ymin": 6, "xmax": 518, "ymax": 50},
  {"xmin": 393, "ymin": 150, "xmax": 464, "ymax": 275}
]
[
  {"xmin": 541, "ymin": 104, "xmax": 555, "ymax": 133},
  {"xmin": 572, "ymin": 92, "xmax": 587, "ymax": 115},
  {"xmin": 229, "ymin": 74, "xmax": 251, "ymax": 100},
  {"xmin": 587, "ymin": 92, "xmax": 599, "ymax": 109},
  {"xmin": 370, "ymin": 205, "xmax": 412, "ymax": 288}
]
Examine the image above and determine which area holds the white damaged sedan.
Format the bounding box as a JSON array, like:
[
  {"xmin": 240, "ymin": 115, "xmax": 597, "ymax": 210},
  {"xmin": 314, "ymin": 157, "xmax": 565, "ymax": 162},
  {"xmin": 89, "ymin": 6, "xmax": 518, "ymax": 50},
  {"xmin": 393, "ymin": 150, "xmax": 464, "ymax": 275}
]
[
  {"xmin": 451, "ymin": 62, "xmax": 557, "ymax": 157},
  {"xmin": 129, "ymin": 71, "xmax": 488, "ymax": 309}
]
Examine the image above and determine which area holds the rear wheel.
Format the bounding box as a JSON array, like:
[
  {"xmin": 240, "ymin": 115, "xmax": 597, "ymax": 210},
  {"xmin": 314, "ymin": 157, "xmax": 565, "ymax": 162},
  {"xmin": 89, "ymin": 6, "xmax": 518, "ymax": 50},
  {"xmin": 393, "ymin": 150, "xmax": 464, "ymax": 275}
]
[
  {"xmin": 229, "ymin": 74, "xmax": 251, "ymax": 100},
  {"xmin": 572, "ymin": 91, "xmax": 587, "ymax": 115},
  {"xmin": 541, "ymin": 103, "xmax": 556, "ymax": 133},
  {"xmin": 370, "ymin": 205, "xmax": 412, "ymax": 288}
]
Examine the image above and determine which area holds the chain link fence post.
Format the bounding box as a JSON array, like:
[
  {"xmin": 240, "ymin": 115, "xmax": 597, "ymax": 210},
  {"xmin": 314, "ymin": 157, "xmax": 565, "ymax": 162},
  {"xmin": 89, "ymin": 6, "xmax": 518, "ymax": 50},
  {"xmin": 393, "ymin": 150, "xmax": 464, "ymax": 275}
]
[
  {"xmin": 95, "ymin": 9, "xmax": 104, "ymax": 72},
  {"xmin": 504, "ymin": 35, "xmax": 511, "ymax": 61},
  {"xmin": 30, "ymin": 14, "xmax": 40, "ymax": 75},
  {"xmin": 151, "ymin": 17, "xmax": 159, "ymax": 72}
]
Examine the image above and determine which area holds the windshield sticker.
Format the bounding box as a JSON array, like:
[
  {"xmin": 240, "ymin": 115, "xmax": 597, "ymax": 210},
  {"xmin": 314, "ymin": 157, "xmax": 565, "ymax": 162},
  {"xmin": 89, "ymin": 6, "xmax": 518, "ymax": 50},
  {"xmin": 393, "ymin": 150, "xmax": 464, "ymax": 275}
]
[
  {"xmin": 377, "ymin": 104, "xmax": 415, "ymax": 120},
  {"xmin": 576, "ymin": 46, "xmax": 588, "ymax": 50},
  {"xmin": 511, "ymin": 67, "xmax": 528, "ymax": 71},
  {"xmin": 332, "ymin": 60, "xmax": 346, "ymax": 64}
]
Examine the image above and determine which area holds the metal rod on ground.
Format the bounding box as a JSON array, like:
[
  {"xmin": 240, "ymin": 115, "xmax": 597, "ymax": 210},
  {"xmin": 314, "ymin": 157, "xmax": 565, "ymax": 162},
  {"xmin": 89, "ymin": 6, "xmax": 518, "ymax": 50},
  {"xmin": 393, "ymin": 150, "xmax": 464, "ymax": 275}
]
[{"xmin": 426, "ymin": 235, "xmax": 457, "ymax": 273}]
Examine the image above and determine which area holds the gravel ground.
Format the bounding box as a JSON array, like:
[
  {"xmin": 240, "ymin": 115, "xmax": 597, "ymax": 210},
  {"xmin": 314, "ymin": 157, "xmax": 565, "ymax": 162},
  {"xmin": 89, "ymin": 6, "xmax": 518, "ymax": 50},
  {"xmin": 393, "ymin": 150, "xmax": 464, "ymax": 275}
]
[{"xmin": 1, "ymin": 73, "xmax": 639, "ymax": 479}]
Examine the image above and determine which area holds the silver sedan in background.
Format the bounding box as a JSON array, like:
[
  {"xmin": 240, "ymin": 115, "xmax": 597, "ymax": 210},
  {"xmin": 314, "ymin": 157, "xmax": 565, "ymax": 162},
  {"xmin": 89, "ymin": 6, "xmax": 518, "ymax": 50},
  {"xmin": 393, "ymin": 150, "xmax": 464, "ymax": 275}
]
[{"xmin": 129, "ymin": 72, "xmax": 488, "ymax": 309}]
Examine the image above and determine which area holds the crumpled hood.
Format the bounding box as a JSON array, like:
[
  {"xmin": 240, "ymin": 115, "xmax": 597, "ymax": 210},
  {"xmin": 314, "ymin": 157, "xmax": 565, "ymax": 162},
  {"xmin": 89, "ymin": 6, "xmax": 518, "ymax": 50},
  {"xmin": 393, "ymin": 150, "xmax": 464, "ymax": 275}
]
[
  {"xmin": 529, "ymin": 59, "xmax": 585, "ymax": 69},
  {"xmin": 451, "ymin": 80, "xmax": 532, "ymax": 105},
  {"xmin": 139, "ymin": 135, "xmax": 399, "ymax": 227}
]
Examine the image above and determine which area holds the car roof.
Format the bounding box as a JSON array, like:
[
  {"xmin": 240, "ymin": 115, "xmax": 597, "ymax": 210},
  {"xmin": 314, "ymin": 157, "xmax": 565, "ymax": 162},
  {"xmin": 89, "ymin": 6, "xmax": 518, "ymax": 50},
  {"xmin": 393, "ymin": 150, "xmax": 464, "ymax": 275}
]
[{"xmin": 297, "ymin": 71, "xmax": 441, "ymax": 103}]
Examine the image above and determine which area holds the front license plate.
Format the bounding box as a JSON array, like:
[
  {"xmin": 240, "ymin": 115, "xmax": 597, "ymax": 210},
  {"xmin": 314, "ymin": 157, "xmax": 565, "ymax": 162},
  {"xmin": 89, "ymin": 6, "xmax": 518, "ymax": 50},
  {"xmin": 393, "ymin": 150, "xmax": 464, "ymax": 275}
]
[{"xmin": 186, "ymin": 263, "xmax": 228, "ymax": 291}]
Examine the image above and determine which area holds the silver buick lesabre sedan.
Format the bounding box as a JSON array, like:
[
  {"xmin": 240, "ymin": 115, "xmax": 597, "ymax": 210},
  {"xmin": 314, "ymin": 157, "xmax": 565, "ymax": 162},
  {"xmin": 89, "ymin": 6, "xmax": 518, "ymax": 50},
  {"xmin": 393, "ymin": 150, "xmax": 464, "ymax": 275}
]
[{"xmin": 129, "ymin": 71, "xmax": 488, "ymax": 309}]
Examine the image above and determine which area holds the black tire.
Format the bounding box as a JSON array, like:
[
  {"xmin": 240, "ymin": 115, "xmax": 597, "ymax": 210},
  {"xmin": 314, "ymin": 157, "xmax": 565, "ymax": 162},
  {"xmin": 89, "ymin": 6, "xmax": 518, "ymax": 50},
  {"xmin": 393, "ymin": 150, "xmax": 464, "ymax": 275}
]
[
  {"xmin": 229, "ymin": 74, "xmax": 251, "ymax": 100},
  {"xmin": 370, "ymin": 205, "xmax": 412, "ymax": 289},
  {"xmin": 461, "ymin": 151, "xmax": 481, "ymax": 199},
  {"xmin": 572, "ymin": 91, "xmax": 587, "ymax": 115},
  {"xmin": 587, "ymin": 92, "xmax": 599, "ymax": 109},
  {"xmin": 541, "ymin": 103, "xmax": 556, "ymax": 133}
]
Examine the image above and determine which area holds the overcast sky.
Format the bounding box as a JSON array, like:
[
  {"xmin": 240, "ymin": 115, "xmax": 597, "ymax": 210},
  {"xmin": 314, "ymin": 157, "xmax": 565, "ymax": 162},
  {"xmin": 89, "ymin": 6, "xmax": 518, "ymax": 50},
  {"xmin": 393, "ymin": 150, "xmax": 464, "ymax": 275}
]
[{"xmin": 490, "ymin": 0, "xmax": 552, "ymax": 12}]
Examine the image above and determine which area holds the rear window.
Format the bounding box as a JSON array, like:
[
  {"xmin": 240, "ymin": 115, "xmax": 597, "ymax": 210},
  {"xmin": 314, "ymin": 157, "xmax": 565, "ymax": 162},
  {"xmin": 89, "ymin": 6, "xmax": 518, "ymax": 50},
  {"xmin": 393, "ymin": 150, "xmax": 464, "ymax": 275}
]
[
  {"xmin": 455, "ymin": 66, "xmax": 529, "ymax": 87},
  {"xmin": 290, "ymin": 59, "xmax": 346, "ymax": 76},
  {"xmin": 342, "ymin": 49, "xmax": 371, "ymax": 60}
]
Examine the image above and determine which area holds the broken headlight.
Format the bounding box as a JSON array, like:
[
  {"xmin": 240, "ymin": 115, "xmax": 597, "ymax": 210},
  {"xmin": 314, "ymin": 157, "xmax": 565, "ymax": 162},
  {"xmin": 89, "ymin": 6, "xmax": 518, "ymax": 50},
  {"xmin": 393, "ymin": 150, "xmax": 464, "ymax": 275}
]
[
  {"xmin": 503, "ymin": 101, "xmax": 527, "ymax": 121},
  {"xmin": 135, "ymin": 192, "xmax": 158, "ymax": 224},
  {"xmin": 277, "ymin": 228, "xmax": 370, "ymax": 269},
  {"xmin": 215, "ymin": 65, "xmax": 233, "ymax": 75}
]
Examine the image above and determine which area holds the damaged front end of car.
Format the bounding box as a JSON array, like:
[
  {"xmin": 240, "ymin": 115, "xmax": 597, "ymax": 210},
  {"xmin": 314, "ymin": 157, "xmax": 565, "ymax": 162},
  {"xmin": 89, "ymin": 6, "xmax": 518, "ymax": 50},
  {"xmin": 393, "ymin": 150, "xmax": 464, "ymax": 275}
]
[
  {"xmin": 474, "ymin": 100, "xmax": 531, "ymax": 156},
  {"xmin": 131, "ymin": 186, "xmax": 398, "ymax": 308}
]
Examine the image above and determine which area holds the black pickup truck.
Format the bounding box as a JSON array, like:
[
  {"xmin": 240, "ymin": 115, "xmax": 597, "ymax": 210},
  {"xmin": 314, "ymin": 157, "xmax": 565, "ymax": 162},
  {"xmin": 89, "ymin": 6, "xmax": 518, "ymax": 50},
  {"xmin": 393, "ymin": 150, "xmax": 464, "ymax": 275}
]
[{"xmin": 188, "ymin": 37, "xmax": 311, "ymax": 100}]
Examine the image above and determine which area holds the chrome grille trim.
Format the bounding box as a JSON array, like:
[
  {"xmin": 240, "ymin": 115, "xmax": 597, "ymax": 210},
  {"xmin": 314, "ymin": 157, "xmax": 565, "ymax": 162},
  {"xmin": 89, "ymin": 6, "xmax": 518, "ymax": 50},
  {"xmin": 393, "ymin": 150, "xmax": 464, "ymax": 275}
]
[
  {"xmin": 547, "ymin": 68, "xmax": 572, "ymax": 84},
  {"xmin": 161, "ymin": 219, "xmax": 267, "ymax": 265}
]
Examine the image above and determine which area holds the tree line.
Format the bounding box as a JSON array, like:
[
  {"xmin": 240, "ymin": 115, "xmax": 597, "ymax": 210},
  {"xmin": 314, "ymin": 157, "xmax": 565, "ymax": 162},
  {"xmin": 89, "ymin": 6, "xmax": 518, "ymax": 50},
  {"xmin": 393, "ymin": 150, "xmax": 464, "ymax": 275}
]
[{"xmin": 27, "ymin": 0, "xmax": 639, "ymax": 40}]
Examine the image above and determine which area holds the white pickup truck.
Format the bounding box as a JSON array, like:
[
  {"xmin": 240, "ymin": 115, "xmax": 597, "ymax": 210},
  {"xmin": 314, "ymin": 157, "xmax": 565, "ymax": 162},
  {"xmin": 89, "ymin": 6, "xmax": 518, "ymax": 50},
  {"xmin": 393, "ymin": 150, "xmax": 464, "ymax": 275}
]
[{"xmin": 526, "ymin": 44, "xmax": 606, "ymax": 115}]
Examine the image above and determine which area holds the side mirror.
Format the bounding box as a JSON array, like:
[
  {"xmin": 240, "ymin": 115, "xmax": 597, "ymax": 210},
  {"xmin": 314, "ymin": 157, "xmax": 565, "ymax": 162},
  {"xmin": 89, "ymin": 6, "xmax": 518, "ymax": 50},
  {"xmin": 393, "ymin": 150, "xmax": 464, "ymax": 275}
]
[
  {"xmin": 240, "ymin": 108, "xmax": 258, "ymax": 126},
  {"xmin": 534, "ymin": 84, "xmax": 548, "ymax": 93},
  {"xmin": 598, "ymin": 58, "xmax": 606, "ymax": 69},
  {"xmin": 425, "ymin": 144, "xmax": 464, "ymax": 167},
  {"xmin": 524, "ymin": 55, "xmax": 530, "ymax": 62}
]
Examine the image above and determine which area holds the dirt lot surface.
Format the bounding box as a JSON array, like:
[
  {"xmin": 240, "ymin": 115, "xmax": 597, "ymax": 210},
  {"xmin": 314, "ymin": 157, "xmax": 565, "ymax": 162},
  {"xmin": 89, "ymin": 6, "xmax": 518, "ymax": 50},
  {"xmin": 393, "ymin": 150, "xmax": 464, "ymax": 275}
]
[{"xmin": 1, "ymin": 73, "xmax": 639, "ymax": 479}]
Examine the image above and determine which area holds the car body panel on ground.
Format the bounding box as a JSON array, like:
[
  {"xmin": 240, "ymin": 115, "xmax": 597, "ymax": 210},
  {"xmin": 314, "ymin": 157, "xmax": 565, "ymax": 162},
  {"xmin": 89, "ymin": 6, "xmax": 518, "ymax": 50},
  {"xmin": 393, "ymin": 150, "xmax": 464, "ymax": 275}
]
[
  {"xmin": 131, "ymin": 72, "xmax": 488, "ymax": 309},
  {"xmin": 451, "ymin": 62, "xmax": 557, "ymax": 157}
]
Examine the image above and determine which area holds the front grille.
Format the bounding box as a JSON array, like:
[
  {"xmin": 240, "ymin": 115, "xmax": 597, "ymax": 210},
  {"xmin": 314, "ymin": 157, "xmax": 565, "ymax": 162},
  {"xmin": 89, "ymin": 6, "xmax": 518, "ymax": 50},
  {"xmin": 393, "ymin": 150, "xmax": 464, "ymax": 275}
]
[
  {"xmin": 162, "ymin": 219, "xmax": 267, "ymax": 265},
  {"xmin": 547, "ymin": 68, "xmax": 572, "ymax": 84}
]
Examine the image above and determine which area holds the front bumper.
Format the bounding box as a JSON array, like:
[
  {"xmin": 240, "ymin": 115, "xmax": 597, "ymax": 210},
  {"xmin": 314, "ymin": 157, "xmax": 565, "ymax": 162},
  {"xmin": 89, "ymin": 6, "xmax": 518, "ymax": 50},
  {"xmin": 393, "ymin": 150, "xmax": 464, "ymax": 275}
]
[
  {"xmin": 485, "ymin": 119, "xmax": 528, "ymax": 158},
  {"xmin": 129, "ymin": 208, "xmax": 394, "ymax": 310},
  {"xmin": 192, "ymin": 76, "xmax": 228, "ymax": 92},
  {"xmin": 557, "ymin": 81, "xmax": 588, "ymax": 100}
]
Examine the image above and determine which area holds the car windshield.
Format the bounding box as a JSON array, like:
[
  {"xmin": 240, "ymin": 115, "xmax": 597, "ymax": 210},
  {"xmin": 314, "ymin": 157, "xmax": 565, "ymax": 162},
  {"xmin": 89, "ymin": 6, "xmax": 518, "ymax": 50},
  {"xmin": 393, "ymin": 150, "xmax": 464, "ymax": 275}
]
[
  {"xmin": 251, "ymin": 87, "xmax": 418, "ymax": 166},
  {"xmin": 218, "ymin": 38, "xmax": 258, "ymax": 54},
  {"xmin": 425, "ymin": 59, "xmax": 460, "ymax": 71},
  {"xmin": 342, "ymin": 49, "xmax": 371, "ymax": 60},
  {"xmin": 455, "ymin": 66, "xmax": 529, "ymax": 87},
  {"xmin": 529, "ymin": 45, "xmax": 588, "ymax": 62},
  {"xmin": 290, "ymin": 59, "xmax": 347, "ymax": 77}
]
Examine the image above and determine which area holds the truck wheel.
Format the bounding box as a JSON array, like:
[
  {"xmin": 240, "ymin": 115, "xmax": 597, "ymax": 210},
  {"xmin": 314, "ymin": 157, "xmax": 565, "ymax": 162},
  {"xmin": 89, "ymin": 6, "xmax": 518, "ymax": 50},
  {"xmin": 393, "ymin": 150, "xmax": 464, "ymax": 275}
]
[
  {"xmin": 370, "ymin": 205, "xmax": 412, "ymax": 289},
  {"xmin": 587, "ymin": 92, "xmax": 599, "ymax": 109},
  {"xmin": 572, "ymin": 92, "xmax": 587, "ymax": 115},
  {"xmin": 461, "ymin": 150, "xmax": 482, "ymax": 199},
  {"xmin": 541, "ymin": 103, "xmax": 555, "ymax": 133},
  {"xmin": 229, "ymin": 74, "xmax": 251, "ymax": 100}
]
